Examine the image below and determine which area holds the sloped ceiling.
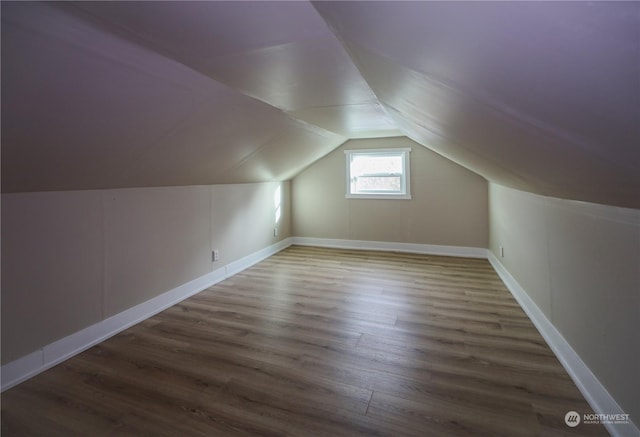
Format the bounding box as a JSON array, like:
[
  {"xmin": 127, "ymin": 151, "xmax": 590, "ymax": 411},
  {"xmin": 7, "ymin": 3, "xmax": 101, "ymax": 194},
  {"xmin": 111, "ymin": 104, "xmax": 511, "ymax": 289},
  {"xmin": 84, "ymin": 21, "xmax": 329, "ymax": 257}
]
[{"xmin": 2, "ymin": 1, "xmax": 639, "ymax": 208}]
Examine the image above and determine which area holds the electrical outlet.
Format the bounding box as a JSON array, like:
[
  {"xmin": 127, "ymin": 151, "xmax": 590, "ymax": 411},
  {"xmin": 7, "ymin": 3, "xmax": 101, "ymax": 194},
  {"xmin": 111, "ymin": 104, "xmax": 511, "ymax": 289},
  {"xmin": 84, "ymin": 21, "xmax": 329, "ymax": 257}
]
[
  {"xmin": 212, "ymin": 249, "xmax": 219, "ymax": 262},
  {"xmin": 274, "ymin": 227, "xmax": 278, "ymax": 237},
  {"xmin": 500, "ymin": 246, "xmax": 504, "ymax": 258}
]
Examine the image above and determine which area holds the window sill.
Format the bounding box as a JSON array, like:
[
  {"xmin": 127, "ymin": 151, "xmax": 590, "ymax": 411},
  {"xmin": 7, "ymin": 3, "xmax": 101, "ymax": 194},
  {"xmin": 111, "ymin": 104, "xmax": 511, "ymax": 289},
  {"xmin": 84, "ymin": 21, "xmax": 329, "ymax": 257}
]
[{"xmin": 346, "ymin": 194, "xmax": 412, "ymax": 200}]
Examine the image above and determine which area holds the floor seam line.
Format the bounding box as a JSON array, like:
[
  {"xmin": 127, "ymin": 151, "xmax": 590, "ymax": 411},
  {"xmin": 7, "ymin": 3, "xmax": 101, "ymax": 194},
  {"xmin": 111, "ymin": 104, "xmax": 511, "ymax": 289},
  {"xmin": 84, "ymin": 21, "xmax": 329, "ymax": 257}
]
[{"xmin": 365, "ymin": 390, "xmax": 374, "ymax": 416}]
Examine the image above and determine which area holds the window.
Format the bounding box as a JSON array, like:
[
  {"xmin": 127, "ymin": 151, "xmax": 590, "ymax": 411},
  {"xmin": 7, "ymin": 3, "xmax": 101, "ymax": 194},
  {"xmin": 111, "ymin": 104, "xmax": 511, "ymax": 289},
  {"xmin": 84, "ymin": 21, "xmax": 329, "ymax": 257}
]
[{"xmin": 345, "ymin": 148, "xmax": 411, "ymax": 199}]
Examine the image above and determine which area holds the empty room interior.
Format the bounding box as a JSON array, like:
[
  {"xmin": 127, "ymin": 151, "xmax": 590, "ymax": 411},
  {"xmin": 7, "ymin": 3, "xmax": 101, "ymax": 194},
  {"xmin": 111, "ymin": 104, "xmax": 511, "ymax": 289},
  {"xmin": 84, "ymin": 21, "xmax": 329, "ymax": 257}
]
[{"xmin": 1, "ymin": 2, "xmax": 638, "ymax": 436}]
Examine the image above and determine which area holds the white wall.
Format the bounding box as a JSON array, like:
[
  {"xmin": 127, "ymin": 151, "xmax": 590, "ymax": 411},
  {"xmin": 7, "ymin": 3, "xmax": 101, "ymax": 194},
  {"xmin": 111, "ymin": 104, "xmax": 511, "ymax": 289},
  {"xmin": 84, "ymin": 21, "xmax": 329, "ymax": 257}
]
[
  {"xmin": 104, "ymin": 187, "xmax": 212, "ymax": 316},
  {"xmin": 211, "ymin": 182, "xmax": 290, "ymax": 266},
  {"xmin": 1, "ymin": 182, "xmax": 291, "ymax": 364},
  {"xmin": 489, "ymin": 183, "xmax": 640, "ymax": 423},
  {"xmin": 2, "ymin": 191, "xmax": 105, "ymax": 363},
  {"xmin": 292, "ymin": 137, "xmax": 488, "ymax": 248}
]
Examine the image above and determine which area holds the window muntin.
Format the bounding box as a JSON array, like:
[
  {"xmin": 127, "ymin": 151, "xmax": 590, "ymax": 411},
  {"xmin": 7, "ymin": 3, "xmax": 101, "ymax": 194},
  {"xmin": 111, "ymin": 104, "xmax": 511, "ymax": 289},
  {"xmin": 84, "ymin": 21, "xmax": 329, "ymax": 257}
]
[{"xmin": 345, "ymin": 148, "xmax": 411, "ymax": 199}]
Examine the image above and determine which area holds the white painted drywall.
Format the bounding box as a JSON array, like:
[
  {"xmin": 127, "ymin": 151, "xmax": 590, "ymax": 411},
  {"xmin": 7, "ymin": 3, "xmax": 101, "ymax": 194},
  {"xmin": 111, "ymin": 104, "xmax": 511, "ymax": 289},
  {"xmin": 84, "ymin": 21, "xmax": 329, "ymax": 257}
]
[
  {"xmin": 0, "ymin": 181, "xmax": 291, "ymax": 364},
  {"xmin": 292, "ymin": 137, "xmax": 488, "ymax": 248},
  {"xmin": 488, "ymin": 183, "xmax": 640, "ymax": 422}
]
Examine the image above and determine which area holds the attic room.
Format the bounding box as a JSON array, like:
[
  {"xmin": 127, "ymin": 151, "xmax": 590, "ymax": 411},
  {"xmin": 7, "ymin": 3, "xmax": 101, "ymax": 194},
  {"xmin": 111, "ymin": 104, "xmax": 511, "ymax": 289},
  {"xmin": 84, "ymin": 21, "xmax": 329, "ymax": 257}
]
[{"xmin": 1, "ymin": 1, "xmax": 638, "ymax": 436}]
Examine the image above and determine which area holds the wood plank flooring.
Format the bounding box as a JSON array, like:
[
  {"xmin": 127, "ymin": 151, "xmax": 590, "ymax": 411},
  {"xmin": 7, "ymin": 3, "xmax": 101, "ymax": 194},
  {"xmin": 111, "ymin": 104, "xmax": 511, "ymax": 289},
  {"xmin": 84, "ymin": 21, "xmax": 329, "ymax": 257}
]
[{"xmin": 1, "ymin": 246, "xmax": 608, "ymax": 436}]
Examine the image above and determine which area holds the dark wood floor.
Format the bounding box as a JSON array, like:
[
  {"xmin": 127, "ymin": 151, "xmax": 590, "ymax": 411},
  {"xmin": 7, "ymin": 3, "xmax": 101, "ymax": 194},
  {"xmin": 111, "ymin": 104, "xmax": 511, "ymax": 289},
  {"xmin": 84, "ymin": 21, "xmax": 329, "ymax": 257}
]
[{"xmin": 1, "ymin": 245, "xmax": 608, "ymax": 436}]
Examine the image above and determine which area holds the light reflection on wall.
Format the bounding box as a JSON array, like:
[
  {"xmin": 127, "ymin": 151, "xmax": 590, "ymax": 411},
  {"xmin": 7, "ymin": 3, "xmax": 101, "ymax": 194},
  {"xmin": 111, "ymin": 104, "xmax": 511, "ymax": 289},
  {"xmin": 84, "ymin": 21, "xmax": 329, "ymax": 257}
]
[{"xmin": 274, "ymin": 184, "xmax": 282, "ymax": 225}]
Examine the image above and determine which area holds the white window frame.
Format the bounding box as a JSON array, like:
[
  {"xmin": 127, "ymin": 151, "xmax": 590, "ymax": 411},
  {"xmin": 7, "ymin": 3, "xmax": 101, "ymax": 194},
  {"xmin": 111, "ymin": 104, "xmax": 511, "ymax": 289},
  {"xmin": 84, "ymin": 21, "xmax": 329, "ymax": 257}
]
[{"xmin": 345, "ymin": 148, "xmax": 411, "ymax": 199}]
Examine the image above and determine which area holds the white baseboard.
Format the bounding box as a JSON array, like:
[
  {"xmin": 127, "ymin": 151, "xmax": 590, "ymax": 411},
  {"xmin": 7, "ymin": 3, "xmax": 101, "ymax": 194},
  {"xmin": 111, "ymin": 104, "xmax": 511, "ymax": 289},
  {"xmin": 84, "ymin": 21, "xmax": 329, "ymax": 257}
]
[
  {"xmin": 291, "ymin": 237, "xmax": 489, "ymax": 259},
  {"xmin": 1, "ymin": 237, "xmax": 294, "ymax": 392},
  {"xmin": 225, "ymin": 237, "xmax": 293, "ymax": 277},
  {"xmin": 488, "ymin": 252, "xmax": 638, "ymax": 437}
]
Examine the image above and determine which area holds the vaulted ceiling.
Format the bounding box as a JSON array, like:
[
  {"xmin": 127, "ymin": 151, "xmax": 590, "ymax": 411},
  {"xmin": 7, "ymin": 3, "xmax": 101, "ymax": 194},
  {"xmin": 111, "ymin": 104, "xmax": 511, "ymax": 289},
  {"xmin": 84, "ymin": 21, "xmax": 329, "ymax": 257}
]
[{"xmin": 2, "ymin": 1, "xmax": 639, "ymax": 208}]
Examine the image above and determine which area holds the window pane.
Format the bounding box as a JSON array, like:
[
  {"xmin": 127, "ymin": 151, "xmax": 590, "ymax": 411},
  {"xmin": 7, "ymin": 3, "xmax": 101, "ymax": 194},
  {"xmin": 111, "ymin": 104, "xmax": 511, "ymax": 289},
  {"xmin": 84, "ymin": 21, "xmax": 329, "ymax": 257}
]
[
  {"xmin": 351, "ymin": 155, "xmax": 402, "ymax": 177},
  {"xmin": 354, "ymin": 176, "xmax": 401, "ymax": 193}
]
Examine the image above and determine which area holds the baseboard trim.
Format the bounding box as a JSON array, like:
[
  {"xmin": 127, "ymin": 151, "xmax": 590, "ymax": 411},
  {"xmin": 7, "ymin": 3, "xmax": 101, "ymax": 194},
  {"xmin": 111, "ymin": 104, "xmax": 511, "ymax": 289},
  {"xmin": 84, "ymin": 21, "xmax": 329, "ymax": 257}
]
[
  {"xmin": 488, "ymin": 252, "xmax": 638, "ymax": 437},
  {"xmin": 290, "ymin": 237, "xmax": 488, "ymax": 259},
  {"xmin": 1, "ymin": 237, "xmax": 294, "ymax": 392},
  {"xmin": 225, "ymin": 237, "xmax": 293, "ymax": 277}
]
